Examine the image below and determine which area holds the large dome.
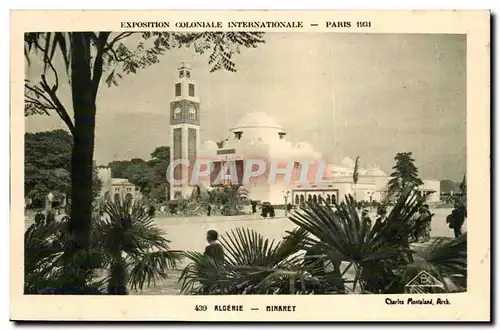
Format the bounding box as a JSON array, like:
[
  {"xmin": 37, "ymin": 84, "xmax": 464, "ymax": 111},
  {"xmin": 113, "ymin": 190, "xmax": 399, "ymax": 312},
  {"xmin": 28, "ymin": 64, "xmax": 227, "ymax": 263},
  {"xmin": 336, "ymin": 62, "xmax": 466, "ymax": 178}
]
[{"xmin": 231, "ymin": 112, "xmax": 283, "ymax": 131}]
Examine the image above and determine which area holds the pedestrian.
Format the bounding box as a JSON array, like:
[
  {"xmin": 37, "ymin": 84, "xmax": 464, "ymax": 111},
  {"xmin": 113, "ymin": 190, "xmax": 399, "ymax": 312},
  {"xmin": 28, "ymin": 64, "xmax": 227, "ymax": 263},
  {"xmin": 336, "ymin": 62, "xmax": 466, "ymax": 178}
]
[
  {"xmin": 361, "ymin": 209, "xmax": 372, "ymax": 230},
  {"xmin": 269, "ymin": 205, "xmax": 275, "ymax": 218},
  {"xmin": 207, "ymin": 204, "xmax": 212, "ymax": 216},
  {"xmin": 261, "ymin": 203, "xmax": 269, "ymax": 218},
  {"xmin": 419, "ymin": 204, "xmax": 433, "ymax": 242},
  {"xmin": 204, "ymin": 230, "xmax": 224, "ymax": 264},
  {"xmin": 46, "ymin": 210, "xmax": 55, "ymax": 225},
  {"xmin": 202, "ymin": 230, "xmax": 225, "ymax": 293},
  {"xmin": 251, "ymin": 200, "xmax": 257, "ymax": 214},
  {"xmin": 376, "ymin": 205, "xmax": 387, "ymax": 224},
  {"xmin": 147, "ymin": 205, "xmax": 156, "ymax": 218},
  {"xmin": 449, "ymin": 203, "xmax": 467, "ymax": 239},
  {"xmin": 34, "ymin": 210, "xmax": 45, "ymax": 225}
]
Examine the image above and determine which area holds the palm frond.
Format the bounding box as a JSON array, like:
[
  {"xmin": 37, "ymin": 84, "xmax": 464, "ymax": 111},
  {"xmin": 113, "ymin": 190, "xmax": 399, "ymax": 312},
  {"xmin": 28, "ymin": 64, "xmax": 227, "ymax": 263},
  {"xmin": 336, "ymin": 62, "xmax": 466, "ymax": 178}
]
[
  {"xmin": 178, "ymin": 251, "xmax": 229, "ymax": 294},
  {"xmin": 100, "ymin": 200, "xmax": 171, "ymax": 255},
  {"xmin": 405, "ymin": 234, "xmax": 467, "ymax": 292},
  {"xmin": 127, "ymin": 250, "xmax": 183, "ymax": 292}
]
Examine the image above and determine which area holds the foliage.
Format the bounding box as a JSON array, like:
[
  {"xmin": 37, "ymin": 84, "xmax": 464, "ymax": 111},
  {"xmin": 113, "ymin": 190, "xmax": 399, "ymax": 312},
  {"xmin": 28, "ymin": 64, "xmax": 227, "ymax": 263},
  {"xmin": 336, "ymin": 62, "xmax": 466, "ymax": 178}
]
[
  {"xmin": 106, "ymin": 146, "xmax": 170, "ymax": 203},
  {"xmin": 179, "ymin": 227, "xmax": 321, "ymax": 294},
  {"xmin": 204, "ymin": 185, "xmax": 249, "ymax": 216},
  {"xmin": 352, "ymin": 156, "xmax": 360, "ymax": 200},
  {"xmin": 459, "ymin": 174, "xmax": 466, "ymax": 194},
  {"xmin": 388, "ymin": 152, "xmax": 423, "ymax": 198},
  {"xmin": 96, "ymin": 200, "xmax": 182, "ymax": 293},
  {"xmin": 24, "ymin": 31, "xmax": 265, "ymax": 291},
  {"xmin": 24, "ymin": 218, "xmax": 104, "ymax": 294},
  {"xmin": 459, "ymin": 174, "xmax": 467, "ymax": 206},
  {"xmin": 149, "ymin": 146, "xmax": 170, "ymax": 202},
  {"xmin": 25, "ymin": 129, "xmax": 102, "ymax": 207},
  {"xmin": 24, "ymin": 201, "xmax": 182, "ymax": 294},
  {"xmin": 352, "ymin": 156, "xmax": 360, "ymax": 185},
  {"xmin": 179, "ymin": 189, "xmax": 467, "ymax": 295},
  {"xmin": 163, "ymin": 185, "xmax": 249, "ymax": 217},
  {"xmin": 25, "ymin": 32, "xmax": 265, "ymax": 121},
  {"xmin": 108, "ymin": 158, "xmax": 153, "ymax": 195}
]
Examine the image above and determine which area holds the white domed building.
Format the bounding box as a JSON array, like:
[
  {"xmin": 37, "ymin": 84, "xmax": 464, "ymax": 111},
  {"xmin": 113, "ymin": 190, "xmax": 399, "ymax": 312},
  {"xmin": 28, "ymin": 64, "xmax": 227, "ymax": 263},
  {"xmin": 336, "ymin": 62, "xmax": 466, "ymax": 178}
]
[
  {"xmin": 197, "ymin": 112, "xmax": 326, "ymax": 204},
  {"xmin": 168, "ymin": 62, "xmax": 440, "ymax": 204}
]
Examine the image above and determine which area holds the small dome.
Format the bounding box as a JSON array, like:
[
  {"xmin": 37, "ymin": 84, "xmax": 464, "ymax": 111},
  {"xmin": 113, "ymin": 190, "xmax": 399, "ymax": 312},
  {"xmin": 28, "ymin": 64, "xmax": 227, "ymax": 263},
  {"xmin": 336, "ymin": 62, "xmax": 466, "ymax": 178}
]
[
  {"xmin": 201, "ymin": 140, "xmax": 218, "ymax": 151},
  {"xmin": 231, "ymin": 112, "xmax": 283, "ymax": 131},
  {"xmin": 366, "ymin": 167, "xmax": 387, "ymax": 177}
]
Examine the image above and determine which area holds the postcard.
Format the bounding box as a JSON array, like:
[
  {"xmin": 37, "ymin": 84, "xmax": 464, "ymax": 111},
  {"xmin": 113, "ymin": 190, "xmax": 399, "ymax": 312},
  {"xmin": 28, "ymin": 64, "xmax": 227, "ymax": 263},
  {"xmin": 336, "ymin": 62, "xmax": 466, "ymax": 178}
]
[{"xmin": 11, "ymin": 10, "xmax": 490, "ymax": 321}]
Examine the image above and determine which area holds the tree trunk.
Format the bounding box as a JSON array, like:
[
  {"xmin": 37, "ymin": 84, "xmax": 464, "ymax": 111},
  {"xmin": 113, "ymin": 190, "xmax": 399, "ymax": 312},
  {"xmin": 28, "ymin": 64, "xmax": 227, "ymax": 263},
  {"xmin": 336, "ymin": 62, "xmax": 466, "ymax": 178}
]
[
  {"xmin": 108, "ymin": 254, "xmax": 128, "ymax": 295},
  {"xmin": 64, "ymin": 33, "xmax": 97, "ymax": 291}
]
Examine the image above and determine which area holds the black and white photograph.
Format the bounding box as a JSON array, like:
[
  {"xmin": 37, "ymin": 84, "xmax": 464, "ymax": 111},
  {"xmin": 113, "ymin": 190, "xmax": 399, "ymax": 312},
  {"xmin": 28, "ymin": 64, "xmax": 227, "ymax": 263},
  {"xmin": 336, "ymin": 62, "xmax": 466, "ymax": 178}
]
[{"xmin": 11, "ymin": 10, "xmax": 490, "ymax": 322}]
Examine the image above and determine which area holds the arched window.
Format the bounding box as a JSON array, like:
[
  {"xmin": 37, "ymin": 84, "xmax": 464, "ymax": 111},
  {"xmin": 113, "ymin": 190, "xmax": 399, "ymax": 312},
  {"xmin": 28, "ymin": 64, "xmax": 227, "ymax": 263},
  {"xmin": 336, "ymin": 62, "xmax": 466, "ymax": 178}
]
[
  {"xmin": 113, "ymin": 193, "xmax": 120, "ymax": 204},
  {"xmin": 173, "ymin": 107, "xmax": 182, "ymax": 119},
  {"xmin": 332, "ymin": 195, "xmax": 337, "ymax": 204},
  {"xmin": 313, "ymin": 195, "xmax": 317, "ymax": 203},
  {"xmin": 300, "ymin": 194, "xmax": 305, "ymax": 204},
  {"xmin": 189, "ymin": 106, "xmax": 196, "ymax": 120},
  {"xmin": 125, "ymin": 193, "xmax": 133, "ymax": 203},
  {"xmin": 295, "ymin": 195, "xmax": 299, "ymax": 205},
  {"xmin": 326, "ymin": 194, "xmax": 331, "ymax": 205},
  {"xmin": 308, "ymin": 195, "xmax": 312, "ymax": 203}
]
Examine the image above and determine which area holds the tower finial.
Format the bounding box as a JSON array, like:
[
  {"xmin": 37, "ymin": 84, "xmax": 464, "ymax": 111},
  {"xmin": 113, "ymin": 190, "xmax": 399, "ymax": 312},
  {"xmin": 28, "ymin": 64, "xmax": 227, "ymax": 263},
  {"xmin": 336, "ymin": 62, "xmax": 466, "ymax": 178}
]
[{"xmin": 179, "ymin": 61, "xmax": 191, "ymax": 70}]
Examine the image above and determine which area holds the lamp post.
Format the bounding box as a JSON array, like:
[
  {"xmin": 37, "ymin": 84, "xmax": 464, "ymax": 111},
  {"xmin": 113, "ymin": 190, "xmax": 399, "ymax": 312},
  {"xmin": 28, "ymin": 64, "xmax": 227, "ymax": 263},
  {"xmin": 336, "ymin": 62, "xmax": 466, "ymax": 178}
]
[{"xmin": 282, "ymin": 190, "xmax": 290, "ymax": 217}]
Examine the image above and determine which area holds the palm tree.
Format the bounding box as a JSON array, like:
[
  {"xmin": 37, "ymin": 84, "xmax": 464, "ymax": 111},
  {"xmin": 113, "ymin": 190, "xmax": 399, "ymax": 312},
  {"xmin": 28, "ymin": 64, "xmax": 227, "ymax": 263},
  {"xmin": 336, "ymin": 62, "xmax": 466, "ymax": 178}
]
[
  {"xmin": 24, "ymin": 217, "xmax": 103, "ymax": 294},
  {"xmin": 24, "ymin": 201, "xmax": 182, "ymax": 294},
  {"xmin": 178, "ymin": 189, "xmax": 467, "ymax": 295},
  {"xmin": 205, "ymin": 185, "xmax": 249, "ymax": 216},
  {"xmin": 95, "ymin": 200, "xmax": 182, "ymax": 294},
  {"xmin": 179, "ymin": 227, "xmax": 330, "ymax": 294}
]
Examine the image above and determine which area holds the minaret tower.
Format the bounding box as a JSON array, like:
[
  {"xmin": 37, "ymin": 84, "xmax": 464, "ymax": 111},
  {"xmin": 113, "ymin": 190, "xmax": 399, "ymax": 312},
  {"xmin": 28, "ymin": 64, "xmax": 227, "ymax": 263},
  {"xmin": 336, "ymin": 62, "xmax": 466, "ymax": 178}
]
[{"xmin": 169, "ymin": 61, "xmax": 201, "ymax": 199}]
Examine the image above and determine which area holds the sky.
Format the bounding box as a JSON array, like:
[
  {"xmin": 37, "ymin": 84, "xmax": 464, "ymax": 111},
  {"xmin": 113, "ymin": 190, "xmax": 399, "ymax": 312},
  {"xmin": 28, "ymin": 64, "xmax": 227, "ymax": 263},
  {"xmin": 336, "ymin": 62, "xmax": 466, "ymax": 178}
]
[{"xmin": 25, "ymin": 33, "xmax": 466, "ymax": 181}]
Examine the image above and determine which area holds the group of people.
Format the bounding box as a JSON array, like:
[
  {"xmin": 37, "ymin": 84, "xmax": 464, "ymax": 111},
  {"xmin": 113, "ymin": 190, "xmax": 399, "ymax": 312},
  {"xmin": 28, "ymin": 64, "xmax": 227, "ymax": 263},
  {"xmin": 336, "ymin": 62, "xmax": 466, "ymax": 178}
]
[
  {"xmin": 361, "ymin": 205, "xmax": 388, "ymax": 230},
  {"xmin": 361, "ymin": 202, "xmax": 467, "ymax": 241},
  {"xmin": 361, "ymin": 204, "xmax": 434, "ymax": 243},
  {"xmin": 410, "ymin": 204, "xmax": 434, "ymax": 242},
  {"xmin": 260, "ymin": 202, "xmax": 276, "ymax": 218}
]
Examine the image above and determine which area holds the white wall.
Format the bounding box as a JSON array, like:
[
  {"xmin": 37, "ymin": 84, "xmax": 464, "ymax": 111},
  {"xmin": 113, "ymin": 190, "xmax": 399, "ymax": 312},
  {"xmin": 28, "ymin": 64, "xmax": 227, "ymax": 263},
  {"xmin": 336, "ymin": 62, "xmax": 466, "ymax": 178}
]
[{"xmin": 422, "ymin": 180, "xmax": 441, "ymax": 203}]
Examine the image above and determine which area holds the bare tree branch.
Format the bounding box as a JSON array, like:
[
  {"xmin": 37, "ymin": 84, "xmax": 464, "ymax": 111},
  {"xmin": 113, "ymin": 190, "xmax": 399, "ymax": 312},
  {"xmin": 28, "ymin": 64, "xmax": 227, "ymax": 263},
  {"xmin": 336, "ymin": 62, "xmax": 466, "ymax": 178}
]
[
  {"xmin": 91, "ymin": 32, "xmax": 111, "ymax": 100},
  {"xmin": 39, "ymin": 75, "xmax": 75, "ymax": 135},
  {"xmin": 44, "ymin": 55, "xmax": 59, "ymax": 92}
]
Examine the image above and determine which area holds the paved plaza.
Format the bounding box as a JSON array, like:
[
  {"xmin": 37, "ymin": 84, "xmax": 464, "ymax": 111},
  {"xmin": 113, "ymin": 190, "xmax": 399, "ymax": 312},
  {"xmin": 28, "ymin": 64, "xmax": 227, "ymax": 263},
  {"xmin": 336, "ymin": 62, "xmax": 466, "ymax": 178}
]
[{"xmin": 25, "ymin": 207, "xmax": 465, "ymax": 295}]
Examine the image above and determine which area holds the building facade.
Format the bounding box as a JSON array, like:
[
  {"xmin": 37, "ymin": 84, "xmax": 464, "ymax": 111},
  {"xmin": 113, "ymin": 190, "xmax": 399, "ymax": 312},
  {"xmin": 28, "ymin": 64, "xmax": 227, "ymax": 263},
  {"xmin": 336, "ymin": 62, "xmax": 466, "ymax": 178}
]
[
  {"xmin": 97, "ymin": 167, "xmax": 142, "ymax": 204},
  {"xmin": 169, "ymin": 62, "xmax": 441, "ymax": 205}
]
